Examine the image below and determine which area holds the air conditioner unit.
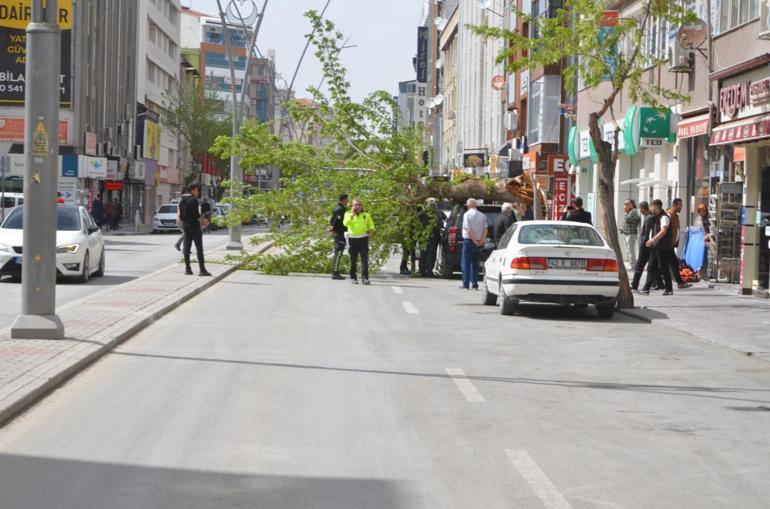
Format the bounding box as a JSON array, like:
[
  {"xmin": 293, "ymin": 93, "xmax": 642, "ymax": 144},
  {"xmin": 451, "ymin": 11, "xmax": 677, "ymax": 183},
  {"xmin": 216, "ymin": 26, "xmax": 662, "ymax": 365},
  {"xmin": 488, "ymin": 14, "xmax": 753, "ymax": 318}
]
[
  {"xmin": 760, "ymin": 0, "xmax": 770, "ymax": 39},
  {"xmin": 103, "ymin": 142, "xmax": 113, "ymax": 156},
  {"xmin": 668, "ymin": 38, "xmax": 692, "ymax": 73},
  {"xmin": 134, "ymin": 145, "xmax": 142, "ymax": 159},
  {"xmin": 116, "ymin": 124, "xmax": 125, "ymax": 136},
  {"xmin": 104, "ymin": 127, "xmax": 113, "ymax": 140}
]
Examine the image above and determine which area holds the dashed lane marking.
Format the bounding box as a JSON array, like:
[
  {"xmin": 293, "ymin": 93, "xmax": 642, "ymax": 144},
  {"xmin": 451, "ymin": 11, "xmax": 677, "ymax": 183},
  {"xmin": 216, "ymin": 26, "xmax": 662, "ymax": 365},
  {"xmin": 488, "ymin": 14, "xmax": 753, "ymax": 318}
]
[
  {"xmin": 444, "ymin": 368, "xmax": 485, "ymax": 402},
  {"xmin": 401, "ymin": 301, "xmax": 418, "ymax": 314},
  {"xmin": 506, "ymin": 449, "xmax": 572, "ymax": 509}
]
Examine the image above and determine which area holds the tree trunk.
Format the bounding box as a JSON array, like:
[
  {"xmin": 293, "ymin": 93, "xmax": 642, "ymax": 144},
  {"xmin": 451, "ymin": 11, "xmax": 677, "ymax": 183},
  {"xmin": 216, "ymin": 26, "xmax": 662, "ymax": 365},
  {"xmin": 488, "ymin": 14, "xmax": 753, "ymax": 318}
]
[
  {"xmin": 423, "ymin": 175, "xmax": 547, "ymax": 216},
  {"xmin": 589, "ymin": 115, "xmax": 635, "ymax": 309}
]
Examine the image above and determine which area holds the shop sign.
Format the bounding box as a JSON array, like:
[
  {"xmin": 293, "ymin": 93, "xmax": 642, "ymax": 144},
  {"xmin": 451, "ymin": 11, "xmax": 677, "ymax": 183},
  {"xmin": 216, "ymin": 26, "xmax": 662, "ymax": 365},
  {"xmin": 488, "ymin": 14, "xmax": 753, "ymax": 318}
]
[
  {"xmin": 84, "ymin": 156, "xmax": 107, "ymax": 179},
  {"xmin": 676, "ymin": 114, "xmax": 710, "ymax": 139},
  {"xmin": 579, "ymin": 130, "xmax": 591, "ymax": 159},
  {"xmin": 106, "ymin": 159, "xmax": 119, "ymax": 180},
  {"xmin": 523, "ymin": 152, "xmax": 540, "ymax": 174},
  {"xmin": 463, "ymin": 152, "xmax": 487, "ymax": 168},
  {"xmin": 602, "ymin": 121, "xmax": 625, "ymax": 151},
  {"xmin": 61, "ymin": 154, "xmax": 78, "ymax": 177},
  {"xmin": 750, "ymin": 77, "xmax": 770, "ymax": 105},
  {"xmin": 552, "ymin": 174, "xmax": 576, "ymax": 221},
  {"xmin": 547, "ymin": 155, "xmax": 568, "ymax": 176},
  {"xmin": 0, "ymin": 117, "xmax": 68, "ymax": 143},
  {"xmin": 104, "ymin": 181, "xmax": 124, "ymax": 191},
  {"xmin": 520, "ymin": 69, "xmax": 529, "ymax": 97},
  {"xmin": 710, "ymin": 114, "xmax": 770, "ymax": 145},
  {"xmin": 142, "ymin": 119, "xmax": 161, "ymax": 161},
  {"xmin": 58, "ymin": 178, "xmax": 77, "ymax": 205},
  {"xmin": 85, "ymin": 132, "xmax": 98, "ymax": 155},
  {"xmin": 624, "ymin": 106, "xmax": 673, "ymax": 156},
  {"xmin": 720, "ymin": 81, "xmax": 750, "ymax": 119},
  {"xmin": 416, "ymin": 27, "xmax": 428, "ymax": 83}
]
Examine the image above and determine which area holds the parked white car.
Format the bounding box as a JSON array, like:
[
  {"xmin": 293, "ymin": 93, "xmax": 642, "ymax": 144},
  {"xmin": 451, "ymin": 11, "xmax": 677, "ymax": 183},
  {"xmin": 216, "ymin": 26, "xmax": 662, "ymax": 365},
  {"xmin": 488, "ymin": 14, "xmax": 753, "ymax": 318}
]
[
  {"xmin": 0, "ymin": 205, "xmax": 105, "ymax": 283},
  {"xmin": 152, "ymin": 203, "xmax": 181, "ymax": 233},
  {"xmin": 482, "ymin": 221, "xmax": 619, "ymax": 318}
]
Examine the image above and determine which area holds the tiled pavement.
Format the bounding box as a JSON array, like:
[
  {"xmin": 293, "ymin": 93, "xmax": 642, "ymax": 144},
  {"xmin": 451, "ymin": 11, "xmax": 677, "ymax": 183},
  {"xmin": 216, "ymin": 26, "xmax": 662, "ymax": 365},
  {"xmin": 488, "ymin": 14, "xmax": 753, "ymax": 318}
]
[{"xmin": 0, "ymin": 237, "xmax": 272, "ymax": 426}]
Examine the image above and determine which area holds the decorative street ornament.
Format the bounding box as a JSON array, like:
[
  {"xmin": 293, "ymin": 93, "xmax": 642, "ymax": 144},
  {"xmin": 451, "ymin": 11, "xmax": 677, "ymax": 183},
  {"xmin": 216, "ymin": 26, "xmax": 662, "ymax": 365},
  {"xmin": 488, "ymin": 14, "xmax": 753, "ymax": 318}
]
[
  {"xmin": 491, "ymin": 75, "xmax": 506, "ymax": 91},
  {"xmin": 225, "ymin": 0, "xmax": 259, "ymax": 26}
]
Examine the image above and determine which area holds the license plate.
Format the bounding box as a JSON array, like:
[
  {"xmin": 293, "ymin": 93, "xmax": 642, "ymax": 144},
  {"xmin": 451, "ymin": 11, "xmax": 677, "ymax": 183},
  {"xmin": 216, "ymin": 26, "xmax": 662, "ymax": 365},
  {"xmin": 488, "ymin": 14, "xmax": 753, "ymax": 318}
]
[{"xmin": 548, "ymin": 258, "xmax": 586, "ymax": 270}]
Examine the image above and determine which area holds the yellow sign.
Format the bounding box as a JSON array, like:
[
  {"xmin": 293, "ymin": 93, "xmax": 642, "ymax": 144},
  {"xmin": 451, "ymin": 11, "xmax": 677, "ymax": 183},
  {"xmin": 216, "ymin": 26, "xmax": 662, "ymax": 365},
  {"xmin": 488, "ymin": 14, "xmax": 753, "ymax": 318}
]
[
  {"xmin": 0, "ymin": 0, "xmax": 74, "ymax": 30},
  {"xmin": 143, "ymin": 119, "xmax": 161, "ymax": 161},
  {"xmin": 32, "ymin": 121, "xmax": 48, "ymax": 156}
]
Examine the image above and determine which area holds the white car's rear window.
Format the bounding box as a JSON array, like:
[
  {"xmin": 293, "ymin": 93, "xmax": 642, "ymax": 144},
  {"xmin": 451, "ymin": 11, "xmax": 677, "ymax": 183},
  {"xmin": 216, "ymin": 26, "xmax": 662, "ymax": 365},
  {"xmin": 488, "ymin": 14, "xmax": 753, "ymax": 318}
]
[{"xmin": 518, "ymin": 224, "xmax": 604, "ymax": 246}]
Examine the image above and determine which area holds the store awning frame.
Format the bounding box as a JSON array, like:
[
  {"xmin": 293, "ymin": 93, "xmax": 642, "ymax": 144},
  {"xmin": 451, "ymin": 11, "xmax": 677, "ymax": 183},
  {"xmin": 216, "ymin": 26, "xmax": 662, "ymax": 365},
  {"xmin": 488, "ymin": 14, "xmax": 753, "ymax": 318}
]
[
  {"xmin": 677, "ymin": 113, "xmax": 711, "ymax": 140},
  {"xmin": 710, "ymin": 114, "xmax": 770, "ymax": 146}
]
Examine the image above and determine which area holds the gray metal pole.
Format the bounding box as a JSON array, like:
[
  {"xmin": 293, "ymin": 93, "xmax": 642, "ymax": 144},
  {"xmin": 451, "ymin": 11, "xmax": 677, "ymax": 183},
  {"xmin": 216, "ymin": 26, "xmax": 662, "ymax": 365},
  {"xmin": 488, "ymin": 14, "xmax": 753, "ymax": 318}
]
[{"xmin": 11, "ymin": 0, "xmax": 64, "ymax": 339}]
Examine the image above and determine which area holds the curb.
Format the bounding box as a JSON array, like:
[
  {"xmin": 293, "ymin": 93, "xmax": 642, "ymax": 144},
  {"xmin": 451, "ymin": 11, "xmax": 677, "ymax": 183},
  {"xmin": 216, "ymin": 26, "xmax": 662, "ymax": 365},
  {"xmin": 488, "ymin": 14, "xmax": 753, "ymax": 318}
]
[
  {"xmin": 617, "ymin": 308, "xmax": 653, "ymax": 324},
  {"xmin": 0, "ymin": 240, "xmax": 273, "ymax": 428}
]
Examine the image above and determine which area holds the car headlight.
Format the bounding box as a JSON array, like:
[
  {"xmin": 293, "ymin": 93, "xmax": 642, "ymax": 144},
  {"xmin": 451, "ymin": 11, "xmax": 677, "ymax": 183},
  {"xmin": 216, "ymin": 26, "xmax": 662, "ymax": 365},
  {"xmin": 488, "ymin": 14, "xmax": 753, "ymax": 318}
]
[
  {"xmin": 57, "ymin": 244, "xmax": 80, "ymax": 254},
  {"xmin": 0, "ymin": 243, "xmax": 10, "ymax": 253}
]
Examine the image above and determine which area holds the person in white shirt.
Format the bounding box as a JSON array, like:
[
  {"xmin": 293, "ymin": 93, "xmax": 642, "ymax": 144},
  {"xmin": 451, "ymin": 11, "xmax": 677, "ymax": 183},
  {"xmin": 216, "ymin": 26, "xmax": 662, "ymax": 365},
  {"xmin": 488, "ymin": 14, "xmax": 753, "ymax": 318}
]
[
  {"xmin": 641, "ymin": 199, "xmax": 674, "ymax": 295},
  {"xmin": 460, "ymin": 198, "xmax": 487, "ymax": 290}
]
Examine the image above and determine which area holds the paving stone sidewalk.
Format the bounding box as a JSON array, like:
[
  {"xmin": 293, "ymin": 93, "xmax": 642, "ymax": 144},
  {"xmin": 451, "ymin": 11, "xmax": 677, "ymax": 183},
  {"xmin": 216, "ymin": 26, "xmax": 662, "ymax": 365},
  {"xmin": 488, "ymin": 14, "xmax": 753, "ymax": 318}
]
[
  {"xmin": 620, "ymin": 282, "xmax": 770, "ymax": 361},
  {"xmin": 0, "ymin": 237, "xmax": 272, "ymax": 426}
]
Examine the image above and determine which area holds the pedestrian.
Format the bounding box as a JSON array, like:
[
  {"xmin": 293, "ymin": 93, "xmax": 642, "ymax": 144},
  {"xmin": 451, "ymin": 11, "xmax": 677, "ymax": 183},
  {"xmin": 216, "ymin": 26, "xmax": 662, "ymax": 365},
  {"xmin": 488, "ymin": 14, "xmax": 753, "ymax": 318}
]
[
  {"xmin": 174, "ymin": 193, "xmax": 191, "ymax": 252},
  {"xmin": 178, "ymin": 184, "xmax": 211, "ymax": 276},
  {"xmin": 104, "ymin": 200, "xmax": 114, "ymax": 231},
  {"xmin": 695, "ymin": 203, "xmax": 714, "ymax": 280},
  {"xmin": 200, "ymin": 198, "xmax": 212, "ymax": 233},
  {"xmin": 560, "ymin": 205, "xmax": 575, "ymax": 221},
  {"xmin": 343, "ymin": 198, "xmax": 375, "ymax": 285},
  {"xmin": 328, "ymin": 193, "xmax": 349, "ymax": 280},
  {"xmin": 516, "ymin": 202, "xmax": 532, "ymax": 221},
  {"xmin": 631, "ymin": 201, "xmax": 655, "ymax": 290},
  {"xmin": 640, "ymin": 199, "xmax": 674, "ymax": 296},
  {"xmin": 493, "ymin": 202, "xmax": 517, "ymax": 248},
  {"xmin": 460, "ymin": 198, "xmax": 487, "ymax": 290},
  {"xmin": 92, "ymin": 196, "xmax": 104, "ymax": 228},
  {"xmin": 566, "ymin": 196, "xmax": 592, "ymax": 224},
  {"xmin": 621, "ymin": 199, "xmax": 641, "ymax": 266},
  {"xmin": 667, "ymin": 198, "xmax": 692, "ymax": 289},
  {"xmin": 421, "ymin": 198, "xmax": 444, "ymax": 278},
  {"xmin": 113, "ymin": 199, "xmax": 123, "ymax": 230}
]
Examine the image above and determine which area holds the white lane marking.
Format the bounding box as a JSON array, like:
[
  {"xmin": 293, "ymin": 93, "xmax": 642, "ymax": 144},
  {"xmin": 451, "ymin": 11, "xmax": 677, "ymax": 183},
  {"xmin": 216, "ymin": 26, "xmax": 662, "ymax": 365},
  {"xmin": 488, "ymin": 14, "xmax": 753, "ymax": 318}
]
[
  {"xmin": 402, "ymin": 301, "xmax": 418, "ymax": 314},
  {"xmin": 392, "ymin": 286, "xmax": 404, "ymax": 294},
  {"xmin": 444, "ymin": 368, "xmax": 485, "ymax": 402},
  {"xmin": 506, "ymin": 449, "xmax": 572, "ymax": 509}
]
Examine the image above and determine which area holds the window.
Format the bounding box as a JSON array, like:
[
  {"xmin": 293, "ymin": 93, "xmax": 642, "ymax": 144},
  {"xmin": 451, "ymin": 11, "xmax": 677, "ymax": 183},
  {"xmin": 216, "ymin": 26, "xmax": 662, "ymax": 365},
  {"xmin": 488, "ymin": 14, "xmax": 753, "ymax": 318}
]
[
  {"xmin": 718, "ymin": 0, "xmax": 760, "ymax": 33},
  {"xmin": 527, "ymin": 75, "xmax": 561, "ymax": 145},
  {"xmin": 2, "ymin": 207, "xmax": 81, "ymax": 231},
  {"xmin": 518, "ymin": 224, "xmax": 604, "ymax": 246},
  {"xmin": 498, "ymin": 223, "xmax": 518, "ymax": 249}
]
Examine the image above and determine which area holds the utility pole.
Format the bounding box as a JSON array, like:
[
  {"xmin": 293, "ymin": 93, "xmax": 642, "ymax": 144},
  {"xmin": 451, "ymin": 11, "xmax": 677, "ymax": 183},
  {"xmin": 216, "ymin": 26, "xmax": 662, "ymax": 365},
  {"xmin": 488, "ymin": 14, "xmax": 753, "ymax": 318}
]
[{"xmin": 12, "ymin": 0, "xmax": 64, "ymax": 339}]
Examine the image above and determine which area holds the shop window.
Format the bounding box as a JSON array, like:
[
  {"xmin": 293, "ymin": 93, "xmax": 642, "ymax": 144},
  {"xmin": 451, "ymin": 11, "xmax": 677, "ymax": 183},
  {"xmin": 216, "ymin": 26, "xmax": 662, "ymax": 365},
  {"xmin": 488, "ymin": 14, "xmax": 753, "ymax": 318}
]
[{"xmin": 527, "ymin": 75, "xmax": 561, "ymax": 146}]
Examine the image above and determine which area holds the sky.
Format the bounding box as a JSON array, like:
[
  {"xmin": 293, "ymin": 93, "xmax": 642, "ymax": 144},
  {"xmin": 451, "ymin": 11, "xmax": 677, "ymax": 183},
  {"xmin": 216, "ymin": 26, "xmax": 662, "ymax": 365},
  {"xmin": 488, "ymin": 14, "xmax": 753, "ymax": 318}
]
[{"xmin": 190, "ymin": 0, "xmax": 422, "ymax": 101}]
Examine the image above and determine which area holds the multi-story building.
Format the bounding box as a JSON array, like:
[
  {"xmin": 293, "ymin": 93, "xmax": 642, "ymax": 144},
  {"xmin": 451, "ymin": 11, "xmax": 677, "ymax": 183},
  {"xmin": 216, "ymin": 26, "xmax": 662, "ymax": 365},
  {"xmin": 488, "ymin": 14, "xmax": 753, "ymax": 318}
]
[
  {"xmin": 397, "ymin": 80, "xmax": 428, "ymax": 130},
  {"xmin": 136, "ymin": 0, "xmax": 183, "ymax": 220}
]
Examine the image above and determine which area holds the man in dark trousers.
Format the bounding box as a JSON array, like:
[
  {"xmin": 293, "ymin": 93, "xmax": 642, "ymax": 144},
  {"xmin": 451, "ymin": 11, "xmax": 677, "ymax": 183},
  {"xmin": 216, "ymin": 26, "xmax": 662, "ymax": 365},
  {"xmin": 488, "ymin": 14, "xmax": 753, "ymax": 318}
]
[
  {"xmin": 91, "ymin": 196, "xmax": 104, "ymax": 228},
  {"xmin": 328, "ymin": 193, "xmax": 349, "ymax": 280},
  {"xmin": 493, "ymin": 202, "xmax": 516, "ymax": 247},
  {"xmin": 177, "ymin": 184, "xmax": 211, "ymax": 277},
  {"xmin": 200, "ymin": 198, "xmax": 212, "ymax": 233},
  {"xmin": 641, "ymin": 199, "xmax": 673, "ymax": 296},
  {"xmin": 567, "ymin": 196, "xmax": 593, "ymax": 224},
  {"xmin": 631, "ymin": 201, "xmax": 655, "ymax": 290},
  {"xmin": 421, "ymin": 198, "xmax": 444, "ymax": 277}
]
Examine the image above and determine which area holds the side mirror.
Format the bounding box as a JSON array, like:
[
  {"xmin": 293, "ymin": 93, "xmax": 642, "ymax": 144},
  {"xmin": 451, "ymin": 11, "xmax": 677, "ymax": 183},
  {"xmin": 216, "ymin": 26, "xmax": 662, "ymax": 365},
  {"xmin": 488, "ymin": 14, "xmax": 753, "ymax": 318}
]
[{"xmin": 88, "ymin": 226, "xmax": 100, "ymax": 234}]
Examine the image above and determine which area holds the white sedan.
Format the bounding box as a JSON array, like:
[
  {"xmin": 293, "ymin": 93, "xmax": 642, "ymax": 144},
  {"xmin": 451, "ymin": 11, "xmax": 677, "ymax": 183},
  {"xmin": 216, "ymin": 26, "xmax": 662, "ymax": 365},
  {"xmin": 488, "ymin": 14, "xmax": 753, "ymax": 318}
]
[
  {"xmin": 482, "ymin": 221, "xmax": 619, "ymax": 318},
  {"xmin": 0, "ymin": 205, "xmax": 105, "ymax": 283}
]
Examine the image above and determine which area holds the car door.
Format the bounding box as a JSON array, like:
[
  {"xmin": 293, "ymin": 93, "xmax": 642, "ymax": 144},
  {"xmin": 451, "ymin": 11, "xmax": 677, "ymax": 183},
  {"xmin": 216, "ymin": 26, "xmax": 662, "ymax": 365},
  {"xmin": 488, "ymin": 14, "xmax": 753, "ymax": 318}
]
[
  {"xmin": 81, "ymin": 210, "xmax": 100, "ymax": 271},
  {"xmin": 486, "ymin": 224, "xmax": 517, "ymax": 283}
]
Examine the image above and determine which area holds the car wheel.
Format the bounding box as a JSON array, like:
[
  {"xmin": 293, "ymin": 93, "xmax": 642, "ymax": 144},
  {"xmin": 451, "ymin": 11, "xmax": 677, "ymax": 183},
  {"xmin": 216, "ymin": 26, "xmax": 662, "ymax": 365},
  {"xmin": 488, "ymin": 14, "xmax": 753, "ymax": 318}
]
[
  {"xmin": 93, "ymin": 249, "xmax": 105, "ymax": 277},
  {"xmin": 437, "ymin": 244, "xmax": 453, "ymax": 278},
  {"xmin": 151, "ymin": 229, "xmax": 158, "ymax": 234},
  {"xmin": 482, "ymin": 278, "xmax": 497, "ymax": 306},
  {"xmin": 77, "ymin": 252, "xmax": 90, "ymax": 284},
  {"xmin": 596, "ymin": 304, "xmax": 615, "ymax": 319},
  {"xmin": 498, "ymin": 281, "xmax": 517, "ymax": 316}
]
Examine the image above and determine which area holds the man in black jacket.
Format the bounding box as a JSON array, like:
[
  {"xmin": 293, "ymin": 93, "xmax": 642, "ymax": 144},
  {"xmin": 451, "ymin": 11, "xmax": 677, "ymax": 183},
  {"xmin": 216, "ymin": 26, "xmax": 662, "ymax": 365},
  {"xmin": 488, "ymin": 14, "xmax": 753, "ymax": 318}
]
[
  {"xmin": 328, "ymin": 194, "xmax": 349, "ymax": 280},
  {"xmin": 493, "ymin": 203, "xmax": 516, "ymax": 247},
  {"xmin": 641, "ymin": 199, "xmax": 674, "ymax": 295},
  {"xmin": 178, "ymin": 184, "xmax": 211, "ymax": 277},
  {"xmin": 631, "ymin": 201, "xmax": 655, "ymax": 290},
  {"xmin": 566, "ymin": 196, "xmax": 593, "ymax": 224}
]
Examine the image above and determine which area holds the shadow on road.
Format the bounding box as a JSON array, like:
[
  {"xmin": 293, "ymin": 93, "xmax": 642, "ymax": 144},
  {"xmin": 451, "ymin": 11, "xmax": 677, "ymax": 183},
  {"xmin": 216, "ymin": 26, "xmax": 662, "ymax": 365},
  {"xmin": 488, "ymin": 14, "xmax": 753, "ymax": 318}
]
[{"xmin": 0, "ymin": 454, "xmax": 416, "ymax": 509}]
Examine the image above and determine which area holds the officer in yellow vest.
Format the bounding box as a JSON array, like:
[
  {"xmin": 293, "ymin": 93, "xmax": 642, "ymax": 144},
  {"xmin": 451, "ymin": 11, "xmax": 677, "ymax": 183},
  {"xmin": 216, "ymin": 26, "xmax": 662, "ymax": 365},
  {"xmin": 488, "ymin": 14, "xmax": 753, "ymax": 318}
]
[{"xmin": 343, "ymin": 198, "xmax": 375, "ymax": 285}]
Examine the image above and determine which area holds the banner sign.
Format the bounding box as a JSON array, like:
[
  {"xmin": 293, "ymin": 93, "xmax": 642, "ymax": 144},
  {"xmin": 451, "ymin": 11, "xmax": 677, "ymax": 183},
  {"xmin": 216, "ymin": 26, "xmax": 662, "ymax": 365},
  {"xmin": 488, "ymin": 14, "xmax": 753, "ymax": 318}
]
[
  {"xmin": 463, "ymin": 152, "xmax": 487, "ymax": 168},
  {"xmin": 142, "ymin": 118, "xmax": 161, "ymax": 161},
  {"xmin": 552, "ymin": 175, "xmax": 576, "ymax": 220},
  {"xmin": 0, "ymin": 116, "xmax": 67, "ymax": 143},
  {"xmin": 599, "ymin": 11, "xmax": 619, "ymax": 81},
  {"xmin": 0, "ymin": 0, "xmax": 73, "ymax": 105},
  {"xmin": 416, "ymin": 26, "xmax": 428, "ymax": 83}
]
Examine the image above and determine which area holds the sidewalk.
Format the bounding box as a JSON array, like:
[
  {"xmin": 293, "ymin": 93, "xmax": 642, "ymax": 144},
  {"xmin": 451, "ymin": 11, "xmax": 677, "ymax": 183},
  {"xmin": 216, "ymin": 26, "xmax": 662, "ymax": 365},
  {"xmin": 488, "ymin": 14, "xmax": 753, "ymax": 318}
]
[
  {"xmin": 620, "ymin": 282, "xmax": 770, "ymax": 361},
  {"xmin": 0, "ymin": 236, "xmax": 272, "ymax": 426}
]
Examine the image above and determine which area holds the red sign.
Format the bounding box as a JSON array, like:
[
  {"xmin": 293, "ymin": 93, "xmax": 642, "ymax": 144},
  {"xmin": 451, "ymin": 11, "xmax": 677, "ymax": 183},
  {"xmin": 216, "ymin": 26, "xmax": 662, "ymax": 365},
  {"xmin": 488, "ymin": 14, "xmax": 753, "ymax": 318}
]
[
  {"xmin": 552, "ymin": 175, "xmax": 576, "ymax": 221},
  {"xmin": 0, "ymin": 117, "xmax": 68, "ymax": 143},
  {"xmin": 601, "ymin": 11, "xmax": 619, "ymax": 27},
  {"xmin": 676, "ymin": 114, "xmax": 710, "ymax": 139},
  {"xmin": 710, "ymin": 114, "xmax": 770, "ymax": 145},
  {"xmin": 104, "ymin": 181, "xmax": 124, "ymax": 191},
  {"xmin": 720, "ymin": 82, "xmax": 749, "ymax": 118},
  {"xmin": 546, "ymin": 155, "xmax": 569, "ymax": 176}
]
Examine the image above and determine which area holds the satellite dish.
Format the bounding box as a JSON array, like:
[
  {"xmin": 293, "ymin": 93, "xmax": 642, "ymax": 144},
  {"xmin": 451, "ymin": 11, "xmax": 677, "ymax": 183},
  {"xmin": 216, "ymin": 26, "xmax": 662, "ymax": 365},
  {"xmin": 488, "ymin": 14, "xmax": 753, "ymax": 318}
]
[
  {"xmin": 479, "ymin": 0, "xmax": 494, "ymax": 9},
  {"xmin": 678, "ymin": 19, "xmax": 708, "ymax": 50},
  {"xmin": 427, "ymin": 98, "xmax": 436, "ymax": 109},
  {"xmin": 436, "ymin": 58, "xmax": 444, "ymax": 70},
  {"xmin": 434, "ymin": 16, "xmax": 448, "ymax": 31},
  {"xmin": 433, "ymin": 94, "xmax": 444, "ymax": 106}
]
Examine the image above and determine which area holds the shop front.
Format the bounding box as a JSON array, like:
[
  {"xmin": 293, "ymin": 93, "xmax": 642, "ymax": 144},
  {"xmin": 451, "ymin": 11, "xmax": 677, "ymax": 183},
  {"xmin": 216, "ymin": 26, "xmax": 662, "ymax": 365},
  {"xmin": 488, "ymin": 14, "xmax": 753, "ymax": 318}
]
[{"xmin": 710, "ymin": 60, "xmax": 770, "ymax": 295}]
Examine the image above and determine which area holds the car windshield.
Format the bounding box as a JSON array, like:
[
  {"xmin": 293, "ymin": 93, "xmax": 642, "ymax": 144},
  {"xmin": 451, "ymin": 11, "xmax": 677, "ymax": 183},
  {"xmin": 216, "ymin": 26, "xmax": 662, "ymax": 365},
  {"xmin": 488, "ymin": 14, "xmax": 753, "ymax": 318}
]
[
  {"xmin": 158, "ymin": 205, "xmax": 177, "ymax": 214},
  {"xmin": 518, "ymin": 224, "xmax": 604, "ymax": 246},
  {"xmin": 1, "ymin": 206, "xmax": 82, "ymax": 231}
]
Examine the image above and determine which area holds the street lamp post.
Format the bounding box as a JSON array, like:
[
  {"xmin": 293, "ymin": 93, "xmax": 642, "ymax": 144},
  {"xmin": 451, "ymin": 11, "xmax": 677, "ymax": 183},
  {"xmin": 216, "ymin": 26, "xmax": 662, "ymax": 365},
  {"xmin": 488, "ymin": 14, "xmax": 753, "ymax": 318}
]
[{"xmin": 12, "ymin": 0, "xmax": 64, "ymax": 339}]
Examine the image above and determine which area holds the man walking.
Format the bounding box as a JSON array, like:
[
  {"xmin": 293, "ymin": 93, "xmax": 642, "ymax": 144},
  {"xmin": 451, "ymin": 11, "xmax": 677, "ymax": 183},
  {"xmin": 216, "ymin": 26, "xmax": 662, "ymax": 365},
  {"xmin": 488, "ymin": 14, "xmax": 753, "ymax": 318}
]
[
  {"xmin": 174, "ymin": 191, "xmax": 191, "ymax": 252},
  {"xmin": 343, "ymin": 198, "xmax": 375, "ymax": 285},
  {"xmin": 667, "ymin": 198, "xmax": 692, "ymax": 289},
  {"xmin": 621, "ymin": 199, "xmax": 641, "ymax": 266},
  {"xmin": 566, "ymin": 196, "xmax": 592, "ymax": 224},
  {"xmin": 460, "ymin": 198, "xmax": 487, "ymax": 290},
  {"xmin": 631, "ymin": 201, "xmax": 655, "ymax": 290},
  {"xmin": 91, "ymin": 196, "xmax": 104, "ymax": 228},
  {"xmin": 493, "ymin": 202, "xmax": 517, "ymax": 247},
  {"xmin": 641, "ymin": 199, "xmax": 673, "ymax": 296},
  {"xmin": 328, "ymin": 193, "xmax": 349, "ymax": 280},
  {"xmin": 178, "ymin": 184, "xmax": 211, "ymax": 277}
]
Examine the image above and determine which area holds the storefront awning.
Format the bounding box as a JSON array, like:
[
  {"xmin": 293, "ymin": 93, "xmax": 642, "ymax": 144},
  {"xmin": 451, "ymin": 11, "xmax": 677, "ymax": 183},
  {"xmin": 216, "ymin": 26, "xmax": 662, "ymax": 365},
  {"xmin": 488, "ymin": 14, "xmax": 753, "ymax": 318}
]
[
  {"xmin": 710, "ymin": 114, "xmax": 770, "ymax": 145},
  {"xmin": 677, "ymin": 113, "xmax": 710, "ymax": 140}
]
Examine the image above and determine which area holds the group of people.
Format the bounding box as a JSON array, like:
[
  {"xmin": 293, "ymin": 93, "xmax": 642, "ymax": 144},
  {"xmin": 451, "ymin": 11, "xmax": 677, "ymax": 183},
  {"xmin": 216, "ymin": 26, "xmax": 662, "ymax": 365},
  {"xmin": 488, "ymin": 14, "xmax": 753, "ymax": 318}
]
[
  {"xmin": 329, "ymin": 194, "xmax": 376, "ymax": 285},
  {"xmin": 91, "ymin": 196, "xmax": 123, "ymax": 231}
]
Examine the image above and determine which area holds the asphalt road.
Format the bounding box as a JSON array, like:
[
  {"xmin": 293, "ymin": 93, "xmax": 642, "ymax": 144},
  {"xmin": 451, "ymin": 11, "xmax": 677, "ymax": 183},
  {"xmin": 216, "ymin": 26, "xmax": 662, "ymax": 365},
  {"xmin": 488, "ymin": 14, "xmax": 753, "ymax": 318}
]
[
  {"xmin": 0, "ymin": 227, "xmax": 264, "ymax": 331},
  {"xmin": 0, "ymin": 262, "xmax": 769, "ymax": 508}
]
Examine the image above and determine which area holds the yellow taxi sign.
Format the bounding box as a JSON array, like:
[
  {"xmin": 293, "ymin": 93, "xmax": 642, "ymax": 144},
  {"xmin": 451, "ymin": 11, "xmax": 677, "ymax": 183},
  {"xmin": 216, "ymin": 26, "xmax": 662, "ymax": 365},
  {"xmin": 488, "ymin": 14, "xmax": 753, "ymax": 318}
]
[{"xmin": 0, "ymin": 0, "xmax": 73, "ymax": 30}]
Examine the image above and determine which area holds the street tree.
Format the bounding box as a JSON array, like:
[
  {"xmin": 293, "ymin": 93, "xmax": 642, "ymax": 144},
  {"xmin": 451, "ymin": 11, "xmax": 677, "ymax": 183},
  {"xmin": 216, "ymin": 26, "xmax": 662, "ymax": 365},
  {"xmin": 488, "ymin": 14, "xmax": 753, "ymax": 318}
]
[
  {"xmin": 211, "ymin": 10, "xmax": 542, "ymax": 275},
  {"xmin": 471, "ymin": 0, "xmax": 695, "ymax": 308}
]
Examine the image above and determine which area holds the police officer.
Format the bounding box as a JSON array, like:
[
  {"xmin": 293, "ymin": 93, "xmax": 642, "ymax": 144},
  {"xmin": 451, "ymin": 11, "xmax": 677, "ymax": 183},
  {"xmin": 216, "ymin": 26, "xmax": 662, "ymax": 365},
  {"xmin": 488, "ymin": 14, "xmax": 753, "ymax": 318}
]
[
  {"xmin": 328, "ymin": 193, "xmax": 349, "ymax": 280},
  {"xmin": 343, "ymin": 198, "xmax": 375, "ymax": 285},
  {"xmin": 178, "ymin": 184, "xmax": 211, "ymax": 277}
]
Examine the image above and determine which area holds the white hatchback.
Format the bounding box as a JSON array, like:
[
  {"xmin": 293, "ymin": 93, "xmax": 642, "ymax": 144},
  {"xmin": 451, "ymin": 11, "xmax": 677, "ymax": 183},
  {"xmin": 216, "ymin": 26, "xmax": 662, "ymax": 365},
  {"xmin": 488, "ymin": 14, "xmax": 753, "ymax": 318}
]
[
  {"xmin": 482, "ymin": 221, "xmax": 619, "ymax": 318},
  {"xmin": 0, "ymin": 205, "xmax": 105, "ymax": 283},
  {"xmin": 152, "ymin": 203, "xmax": 181, "ymax": 233}
]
